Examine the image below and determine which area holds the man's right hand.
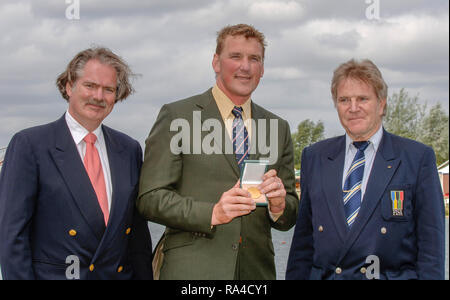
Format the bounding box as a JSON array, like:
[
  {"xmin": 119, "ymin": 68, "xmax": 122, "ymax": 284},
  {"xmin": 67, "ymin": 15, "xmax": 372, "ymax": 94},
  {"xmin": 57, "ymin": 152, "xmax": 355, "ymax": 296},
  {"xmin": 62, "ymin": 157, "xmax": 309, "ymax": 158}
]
[{"xmin": 211, "ymin": 180, "xmax": 256, "ymax": 226}]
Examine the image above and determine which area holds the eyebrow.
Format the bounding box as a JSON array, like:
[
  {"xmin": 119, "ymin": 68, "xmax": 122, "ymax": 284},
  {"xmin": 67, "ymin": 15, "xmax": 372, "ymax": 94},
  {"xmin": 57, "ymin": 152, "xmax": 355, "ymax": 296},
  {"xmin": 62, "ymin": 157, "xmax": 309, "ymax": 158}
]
[{"xmin": 83, "ymin": 80, "xmax": 116, "ymax": 90}]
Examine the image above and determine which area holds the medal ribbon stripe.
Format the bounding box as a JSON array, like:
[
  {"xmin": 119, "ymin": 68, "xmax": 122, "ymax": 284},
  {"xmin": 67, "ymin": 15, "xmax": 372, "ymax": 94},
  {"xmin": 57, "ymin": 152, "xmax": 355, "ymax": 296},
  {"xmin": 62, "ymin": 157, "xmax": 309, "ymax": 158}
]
[
  {"xmin": 343, "ymin": 141, "xmax": 370, "ymax": 227},
  {"xmin": 391, "ymin": 191, "xmax": 404, "ymax": 211}
]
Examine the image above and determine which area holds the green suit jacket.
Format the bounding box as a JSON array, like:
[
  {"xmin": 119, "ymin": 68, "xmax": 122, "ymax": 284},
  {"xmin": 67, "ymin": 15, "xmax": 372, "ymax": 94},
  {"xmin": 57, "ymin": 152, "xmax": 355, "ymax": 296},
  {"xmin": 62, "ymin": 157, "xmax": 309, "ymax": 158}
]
[{"xmin": 138, "ymin": 88, "xmax": 298, "ymax": 279}]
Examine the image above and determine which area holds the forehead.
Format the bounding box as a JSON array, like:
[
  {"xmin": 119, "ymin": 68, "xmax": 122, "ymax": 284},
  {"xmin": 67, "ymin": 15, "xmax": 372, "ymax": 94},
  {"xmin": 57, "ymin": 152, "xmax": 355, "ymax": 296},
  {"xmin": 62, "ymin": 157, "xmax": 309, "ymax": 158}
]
[
  {"xmin": 222, "ymin": 35, "xmax": 263, "ymax": 55},
  {"xmin": 337, "ymin": 77, "xmax": 376, "ymax": 96},
  {"xmin": 79, "ymin": 59, "xmax": 117, "ymax": 85}
]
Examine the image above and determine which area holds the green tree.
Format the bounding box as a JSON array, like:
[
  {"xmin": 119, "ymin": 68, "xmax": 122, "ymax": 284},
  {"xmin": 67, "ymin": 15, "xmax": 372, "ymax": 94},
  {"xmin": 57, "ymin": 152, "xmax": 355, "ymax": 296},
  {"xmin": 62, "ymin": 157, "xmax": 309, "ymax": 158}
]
[
  {"xmin": 419, "ymin": 103, "xmax": 449, "ymax": 166},
  {"xmin": 292, "ymin": 119, "xmax": 325, "ymax": 169},
  {"xmin": 384, "ymin": 88, "xmax": 426, "ymax": 141},
  {"xmin": 384, "ymin": 89, "xmax": 449, "ymax": 166}
]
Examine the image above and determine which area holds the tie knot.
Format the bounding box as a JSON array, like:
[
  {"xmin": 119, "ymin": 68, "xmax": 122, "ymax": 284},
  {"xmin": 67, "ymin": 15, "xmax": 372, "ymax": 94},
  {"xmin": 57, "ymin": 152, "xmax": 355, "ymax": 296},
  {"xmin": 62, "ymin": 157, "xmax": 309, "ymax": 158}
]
[
  {"xmin": 353, "ymin": 141, "xmax": 369, "ymax": 152},
  {"xmin": 232, "ymin": 106, "xmax": 243, "ymax": 119},
  {"xmin": 84, "ymin": 133, "xmax": 97, "ymax": 144}
]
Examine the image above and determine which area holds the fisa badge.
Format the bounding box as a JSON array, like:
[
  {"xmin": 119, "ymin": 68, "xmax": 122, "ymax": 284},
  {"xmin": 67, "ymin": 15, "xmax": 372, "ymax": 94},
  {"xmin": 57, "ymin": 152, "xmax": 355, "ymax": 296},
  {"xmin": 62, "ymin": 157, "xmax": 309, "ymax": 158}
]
[{"xmin": 391, "ymin": 190, "xmax": 404, "ymax": 216}]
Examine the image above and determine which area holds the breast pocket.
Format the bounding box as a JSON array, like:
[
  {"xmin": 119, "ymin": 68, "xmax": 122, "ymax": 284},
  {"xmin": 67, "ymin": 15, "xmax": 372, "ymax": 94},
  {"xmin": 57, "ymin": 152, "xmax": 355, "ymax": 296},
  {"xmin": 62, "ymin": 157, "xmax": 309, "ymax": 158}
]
[{"xmin": 381, "ymin": 184, "xmax": 413, "ymax": 222}]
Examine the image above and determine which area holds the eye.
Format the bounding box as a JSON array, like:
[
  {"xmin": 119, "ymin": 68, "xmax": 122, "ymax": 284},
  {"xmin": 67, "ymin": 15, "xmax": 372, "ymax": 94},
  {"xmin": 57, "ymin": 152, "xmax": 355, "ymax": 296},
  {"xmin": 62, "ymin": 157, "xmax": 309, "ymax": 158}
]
[
  {"xmin": 84, "ymin": 82, "xmax": 95, "ymax": 89},
  {"xmin": 338, "ymin": 97, "xmax": 350, "ymax": 104},
  {"xmin": 105, "ymin": 87, "xmax": 115, "ymax": 94}
]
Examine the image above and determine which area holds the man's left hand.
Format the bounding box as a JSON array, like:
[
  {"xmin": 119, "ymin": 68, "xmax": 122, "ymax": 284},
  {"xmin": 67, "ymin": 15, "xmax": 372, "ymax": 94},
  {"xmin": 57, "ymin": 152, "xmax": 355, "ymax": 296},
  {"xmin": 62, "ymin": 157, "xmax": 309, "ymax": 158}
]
[{"xmin": 258, "ymin": 169, "xmax": 286, "ymax": 214}]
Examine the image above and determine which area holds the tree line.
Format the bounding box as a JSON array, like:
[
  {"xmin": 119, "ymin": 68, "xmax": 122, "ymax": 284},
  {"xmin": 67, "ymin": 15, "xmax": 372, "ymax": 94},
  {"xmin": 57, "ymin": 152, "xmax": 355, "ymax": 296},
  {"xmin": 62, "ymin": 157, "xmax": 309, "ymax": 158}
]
[{"xmin": 292, "ymin": 89, "xmax": 449, "ymax": 169}]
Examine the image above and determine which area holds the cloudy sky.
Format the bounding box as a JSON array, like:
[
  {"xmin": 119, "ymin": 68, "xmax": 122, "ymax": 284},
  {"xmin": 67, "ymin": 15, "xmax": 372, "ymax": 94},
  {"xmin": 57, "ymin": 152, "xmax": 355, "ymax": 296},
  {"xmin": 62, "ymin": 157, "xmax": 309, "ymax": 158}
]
[{"xmin": 0, "ymin": 0, "xmax": 448, "ymax": 150}]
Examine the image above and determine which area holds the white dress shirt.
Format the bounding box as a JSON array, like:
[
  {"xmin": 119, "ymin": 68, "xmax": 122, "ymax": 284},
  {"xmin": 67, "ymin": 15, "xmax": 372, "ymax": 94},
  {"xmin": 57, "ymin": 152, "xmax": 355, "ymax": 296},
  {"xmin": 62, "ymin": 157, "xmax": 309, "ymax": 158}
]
[
  {"xmin": 65, "ymin": 111, "xmax": 112, "ymax": 212},
  {"xmin": 342, "ymin": 126, "xmax": 383, "ymax": 202}
]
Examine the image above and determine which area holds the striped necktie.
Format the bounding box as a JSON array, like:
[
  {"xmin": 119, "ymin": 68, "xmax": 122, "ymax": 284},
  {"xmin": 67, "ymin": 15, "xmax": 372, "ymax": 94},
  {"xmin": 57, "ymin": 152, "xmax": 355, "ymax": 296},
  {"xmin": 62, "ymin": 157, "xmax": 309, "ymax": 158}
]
[
  {"xmin": 231, "ymin": 106, "xmax": 249, "ymax": 169},
  {"xmin": 343, "ymin": 141, "xmax": 370, "ymax": 227}
]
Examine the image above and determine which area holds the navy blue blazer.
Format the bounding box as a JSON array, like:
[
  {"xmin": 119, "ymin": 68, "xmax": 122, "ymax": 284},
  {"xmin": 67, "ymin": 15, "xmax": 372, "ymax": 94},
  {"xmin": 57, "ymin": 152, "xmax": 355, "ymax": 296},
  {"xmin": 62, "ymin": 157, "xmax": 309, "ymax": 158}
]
[
  {"xmin": 0, "ymin": 115, "xmax": 153, "ymax": 280},
  {"xmin": 286, "ymin": 129, "xmax": 445, "ymax": 280}
]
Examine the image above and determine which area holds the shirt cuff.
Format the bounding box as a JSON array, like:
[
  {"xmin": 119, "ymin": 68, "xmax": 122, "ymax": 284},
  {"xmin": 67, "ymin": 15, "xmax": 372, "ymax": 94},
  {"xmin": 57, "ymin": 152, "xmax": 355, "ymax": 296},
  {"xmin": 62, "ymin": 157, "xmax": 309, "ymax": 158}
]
[{"xmin": 267, "ymin": 204, "xmax": 284, "ymax": 222}]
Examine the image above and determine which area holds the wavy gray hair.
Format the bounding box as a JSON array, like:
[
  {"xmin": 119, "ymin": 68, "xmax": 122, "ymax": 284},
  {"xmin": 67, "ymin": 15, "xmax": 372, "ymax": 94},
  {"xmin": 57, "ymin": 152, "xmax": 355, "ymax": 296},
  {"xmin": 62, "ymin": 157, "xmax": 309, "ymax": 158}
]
[{"xmin": 56, "ymin": 47, "xmax": 136, "ymax": 102}]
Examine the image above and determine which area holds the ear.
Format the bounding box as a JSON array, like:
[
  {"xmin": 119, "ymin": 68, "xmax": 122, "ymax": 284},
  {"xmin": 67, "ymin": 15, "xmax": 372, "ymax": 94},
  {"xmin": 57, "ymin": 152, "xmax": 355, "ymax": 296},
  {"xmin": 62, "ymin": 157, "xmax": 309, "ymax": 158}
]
[
  {"xmin": 66, "ymin": 81, "xmax": 74, "ymax": 98},
  {"xmin": 212, "ymin": 53, "xmax": 220, "ymax": 74},
  {"xmin": 379, "ymin": 98, "xmax": 387, "ymax": 116}
]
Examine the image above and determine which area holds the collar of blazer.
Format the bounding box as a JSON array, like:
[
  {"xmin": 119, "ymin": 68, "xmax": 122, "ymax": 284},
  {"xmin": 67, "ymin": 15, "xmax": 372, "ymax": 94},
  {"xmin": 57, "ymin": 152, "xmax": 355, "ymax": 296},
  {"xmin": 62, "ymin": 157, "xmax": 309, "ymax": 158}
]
[{"xmin": 322, "ymin": 129, "xmax": 400, "ymax": 250}]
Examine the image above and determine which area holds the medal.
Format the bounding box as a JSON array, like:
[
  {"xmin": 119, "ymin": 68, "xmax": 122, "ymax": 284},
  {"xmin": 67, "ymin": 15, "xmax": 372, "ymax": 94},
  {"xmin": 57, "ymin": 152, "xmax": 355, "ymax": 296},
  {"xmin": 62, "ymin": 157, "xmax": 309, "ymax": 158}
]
[
  {"xmin": 390, "ymin": 190, "xmax": 404, "ymax": 216},
  {"xmin": 248, "ymin": 187, "xmax": 261, "ymax": 199}
]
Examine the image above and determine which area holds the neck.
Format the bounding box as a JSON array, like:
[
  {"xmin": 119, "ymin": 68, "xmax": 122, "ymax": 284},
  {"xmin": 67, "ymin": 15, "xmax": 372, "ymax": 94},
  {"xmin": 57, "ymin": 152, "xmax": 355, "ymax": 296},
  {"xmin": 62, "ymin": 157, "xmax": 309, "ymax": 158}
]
[
  {"xmin": 67, "ymin": 109, "xmax": 101, "ymax": 133},
  {"xmin": 215, "ymin": 81, "xmax": 251, "ymax": 106}
]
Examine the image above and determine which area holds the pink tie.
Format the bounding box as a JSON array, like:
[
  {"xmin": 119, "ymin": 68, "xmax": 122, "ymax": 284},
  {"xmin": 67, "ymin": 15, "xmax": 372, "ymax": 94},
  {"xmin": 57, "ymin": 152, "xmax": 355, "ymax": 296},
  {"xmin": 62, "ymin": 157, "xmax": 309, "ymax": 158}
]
[{"xmin": 83, "ymin": 133, "xmax": 109, "ymax": 225}]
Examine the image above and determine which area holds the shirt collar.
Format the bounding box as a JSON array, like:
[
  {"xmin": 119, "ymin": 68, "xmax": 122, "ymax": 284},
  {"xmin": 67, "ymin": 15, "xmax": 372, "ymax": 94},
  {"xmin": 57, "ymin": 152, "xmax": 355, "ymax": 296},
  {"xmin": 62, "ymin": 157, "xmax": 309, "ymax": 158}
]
[
  {"xmin": 212, "ymin": 84, "xmax": 252, "ymax": 120},
  {"xmin": 65, "ymin": 110, "xmax": 103, "ymax": 145},
  {"xmin": 345, "ymin": 125, "xmax": 384, "ymax": 154}
]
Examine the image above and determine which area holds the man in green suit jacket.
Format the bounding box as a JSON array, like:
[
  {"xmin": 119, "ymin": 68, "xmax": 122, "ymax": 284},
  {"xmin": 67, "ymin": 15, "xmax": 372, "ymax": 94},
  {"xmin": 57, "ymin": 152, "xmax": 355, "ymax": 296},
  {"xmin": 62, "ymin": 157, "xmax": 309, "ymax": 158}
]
[{"xmin": 138, "ymin": 24, "xmax": 298, "ymax": 280}]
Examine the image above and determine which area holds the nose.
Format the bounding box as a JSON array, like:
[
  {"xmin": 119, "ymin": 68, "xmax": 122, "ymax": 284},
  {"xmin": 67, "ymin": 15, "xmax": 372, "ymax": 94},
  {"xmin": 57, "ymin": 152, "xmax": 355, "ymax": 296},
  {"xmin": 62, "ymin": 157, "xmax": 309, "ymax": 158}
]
[
  {"xmin": 94, "ymin": 86, "xmax": 104, "ymax": 100},
  {"xmin": 349, "ymin": 98, "xmax": 360, "ymax": 112},
  {"xmin": 239, "ymin": 57, "xmax": 250, "ymax": 71}
]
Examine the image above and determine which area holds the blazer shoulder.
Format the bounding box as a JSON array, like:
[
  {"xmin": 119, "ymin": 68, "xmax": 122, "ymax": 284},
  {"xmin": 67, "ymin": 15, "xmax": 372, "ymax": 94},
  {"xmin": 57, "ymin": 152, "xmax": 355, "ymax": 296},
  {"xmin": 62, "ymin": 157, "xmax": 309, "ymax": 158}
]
[
  {"xmin": 164, "ymin": 89, "xmax": 213, "ymax": 111},
  {"xmin": 307, "ymin": 135, "xmax": 344, "ymax": 152},
  {"xmin": 384, "ymin": 131, "xmax": 436, "ymax": 160},
  {"xmin": 252, "ymin": 102, "xmax": 286, "ymax": 122},
  {"xmin": 10, "ymin": 119, "xmax": 60, "ymax": 144},
  {"xmin": 102, "ymin": 125, "xmax": 141, "ymax": 150}
]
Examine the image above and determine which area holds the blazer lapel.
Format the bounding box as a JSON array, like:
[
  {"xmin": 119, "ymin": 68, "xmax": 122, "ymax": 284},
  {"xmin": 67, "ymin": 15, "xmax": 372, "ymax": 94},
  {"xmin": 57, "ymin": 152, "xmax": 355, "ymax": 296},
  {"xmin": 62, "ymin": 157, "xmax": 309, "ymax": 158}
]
[
  {"xmin": 321, "ymin": 136, "xmax": 348, "ymax": 243},
  {"xmin": 50, "ymin": 115, "xmax": 105, "ymax": 241},
  {"xmin": 248, "ymin": 102, "xmax": 266, "ymax": 162},
  {"xmin": 338, "ymin": 130, "xmax": 400, "ymax": 261},
  {"xmin": 93, "ymin": 126, "xmax": 128, "ymax": 253},
  {"xmin": 196, "ymin": 89, "xmax": 240, "ymax": 178}
]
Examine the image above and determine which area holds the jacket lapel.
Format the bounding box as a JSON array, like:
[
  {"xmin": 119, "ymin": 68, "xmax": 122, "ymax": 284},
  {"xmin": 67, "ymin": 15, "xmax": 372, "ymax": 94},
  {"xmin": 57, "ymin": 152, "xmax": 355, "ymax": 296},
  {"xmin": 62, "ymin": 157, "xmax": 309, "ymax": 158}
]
[
  {"xmin": 49, "ymin": 115, "xmax": 106, "ymax": 241},
  {"xmin": 196, "ymin": 89, "xmax": 240, "ymax": 178},
  {"xmin": 93, "ymin": 126, "xmax": 129, "ymax": 254},
  {"xmin": 248, "ymin": 102, "xmax": 267, "ymax": 161},
  {"xmin": 338, "ymin": 130, "xmax": 400, "ymax": 261},
  {"xmin": 321, "ymin": 135, "xmax": 348, "ymax": 243}
]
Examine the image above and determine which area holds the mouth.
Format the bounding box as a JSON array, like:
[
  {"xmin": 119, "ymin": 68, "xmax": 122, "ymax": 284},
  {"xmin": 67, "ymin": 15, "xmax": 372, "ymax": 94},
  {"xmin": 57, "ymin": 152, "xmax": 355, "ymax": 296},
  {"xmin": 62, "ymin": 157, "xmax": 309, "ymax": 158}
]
[
  {"xmin": 348, "ymin": 117, "xmax": 364, "ymax": 121},
  {"xmin": 234, "ymin": 74, "xmax": 252, "ymax": 81}
]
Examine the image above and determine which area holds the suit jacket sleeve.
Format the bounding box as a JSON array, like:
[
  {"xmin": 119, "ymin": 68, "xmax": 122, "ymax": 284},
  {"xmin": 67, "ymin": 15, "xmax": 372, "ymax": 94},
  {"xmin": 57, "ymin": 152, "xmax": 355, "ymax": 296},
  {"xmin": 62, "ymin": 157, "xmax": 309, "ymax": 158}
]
[
  {"xmin": 137, "ymin": 104, "xmax": 216, "ymax": 235},
  {"xmin": 128, "ymin": 141, "xmax": 153, "ymax": 280},
  {"xmin": 286, "ymin": 147, "xmax": 314, "ymax": 280},
  {"xmin": 415, "ymin": 146, "xmax": 445, "ymax": 279},
  {"xmin": 270, "ymin": 119, "xmax": 299, "ymax": 231},
  {"xmin": 0, "ymin": 132, "xmax": 37, "ymax": 280}
]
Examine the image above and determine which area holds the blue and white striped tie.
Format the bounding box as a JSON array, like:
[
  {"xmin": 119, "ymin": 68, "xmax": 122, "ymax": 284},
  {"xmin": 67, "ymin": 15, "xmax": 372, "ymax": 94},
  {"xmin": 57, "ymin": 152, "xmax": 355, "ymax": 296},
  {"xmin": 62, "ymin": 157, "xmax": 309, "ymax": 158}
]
[
  {"xmin": 343, "ymin": 141, "xmax": 370, "ymax": 227},
  {"xmin": 232, "ymin": 106, "xmax": 249, "ymax": 169}
]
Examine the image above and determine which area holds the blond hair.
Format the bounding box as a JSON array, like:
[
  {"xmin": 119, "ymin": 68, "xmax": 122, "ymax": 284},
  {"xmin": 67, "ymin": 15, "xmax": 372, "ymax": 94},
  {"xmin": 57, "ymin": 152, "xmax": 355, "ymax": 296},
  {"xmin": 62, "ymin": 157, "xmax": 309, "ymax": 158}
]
[
  {"xmin": 216, "ymin": 24, "xmax": 267, "ymax": 59},
  {"xmin": 331, "ymin": 59, "xmax": 388, "ymax": 103}
]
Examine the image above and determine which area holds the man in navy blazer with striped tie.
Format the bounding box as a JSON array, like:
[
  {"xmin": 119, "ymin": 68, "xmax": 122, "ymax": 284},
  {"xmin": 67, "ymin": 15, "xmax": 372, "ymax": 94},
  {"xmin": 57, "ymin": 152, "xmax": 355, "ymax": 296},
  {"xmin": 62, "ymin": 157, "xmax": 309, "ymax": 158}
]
[{"xmin": 286, "ymin": 59, "xmax": 445, "ymax": 280}]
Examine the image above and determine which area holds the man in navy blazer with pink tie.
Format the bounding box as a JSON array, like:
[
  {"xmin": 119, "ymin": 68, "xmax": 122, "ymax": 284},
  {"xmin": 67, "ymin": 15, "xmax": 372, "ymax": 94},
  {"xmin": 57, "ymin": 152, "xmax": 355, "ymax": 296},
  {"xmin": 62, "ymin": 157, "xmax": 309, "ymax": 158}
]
[
  {"xmin": 0, "ymin": 47, "xmax": 152, "ymax": 280},
  {"xmin": 286, "ymin": 59, "xmax": 445, "ymax": 280}
]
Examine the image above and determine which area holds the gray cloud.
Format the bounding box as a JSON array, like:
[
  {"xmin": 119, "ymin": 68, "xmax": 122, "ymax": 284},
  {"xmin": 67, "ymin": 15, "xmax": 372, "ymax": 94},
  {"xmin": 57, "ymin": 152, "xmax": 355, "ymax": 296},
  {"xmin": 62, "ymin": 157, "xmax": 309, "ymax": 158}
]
[{"xmin": 0, "ymin": 0, "xmax": 448, "ymax": 148}]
